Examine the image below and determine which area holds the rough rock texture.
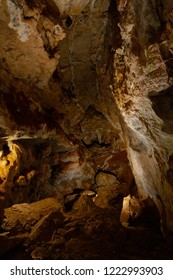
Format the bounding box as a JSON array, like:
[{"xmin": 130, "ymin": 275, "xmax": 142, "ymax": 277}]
[
  {"xmin": 1, "ymin": 0, "xmax": 173, "ymax": 259},
  {"xmin": 0, "ymin": 196, "xmax": 170, "ymax": 260},
  {"xmin": 0, "ymin": 0, "xmax": 132, "ymax": 211},
  {"xmin": 114, "ymin": 0, "xmax": 173, "ymax": 231}
]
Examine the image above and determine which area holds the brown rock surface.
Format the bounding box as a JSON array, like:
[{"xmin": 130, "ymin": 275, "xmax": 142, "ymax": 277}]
[
  {"xmin": 0, "ymin": 204, "xmax": 4, "ymax": 226},
  {"xmin": 0, "ymin": 0, "xmax": 129, "ymax": 211},
  {"xmin": 94, "ymin": 172, "xmax": 123, "ymax": 210},
  {"xmin": 114, "ymin": 0, "xmax": 173, "ymax": 231},
  {"xmin": 1, "ymin": 197, "xmax": 63, "ymax": 234},
  {"xmin": 0, "ymin": 192, "xmax": 172, "ymax": 260},
  {"xmin": 0, "ymin": 0, "xmax": 173, "ymax": 259}
]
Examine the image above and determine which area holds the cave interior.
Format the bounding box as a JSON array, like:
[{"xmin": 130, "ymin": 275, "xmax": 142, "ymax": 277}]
[{"xmin": 1, "ymin": 0, "xmax": 173, "ymax": 260}]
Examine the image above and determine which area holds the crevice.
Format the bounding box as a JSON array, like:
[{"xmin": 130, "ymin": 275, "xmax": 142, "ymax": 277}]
[
  {"xmin": 150, "ymin": 86, "xmax": 173, "ymax": 134},
  {"xmin": 81, "ymin": 140, "xmax": 111, "ymax": 149},
  {"xmin": 94, "ymin": 169, "xmax": 118, "ymax": 182},
  {"xmin": 65, "ymin": 16, "xmax": 73, "ymax": 28}
]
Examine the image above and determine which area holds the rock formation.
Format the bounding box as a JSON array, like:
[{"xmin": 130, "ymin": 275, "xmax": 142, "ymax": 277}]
[
  {"xmin": 114, "ymin": 0, "xmax": 173, "ymax": 232},
  {"xmin": 0, "ymin": 0, "xmax": 173, "ymax": 259},
  {"xmin": 0, "ymin": 0, "xmax": 130, "ymax": 206}
]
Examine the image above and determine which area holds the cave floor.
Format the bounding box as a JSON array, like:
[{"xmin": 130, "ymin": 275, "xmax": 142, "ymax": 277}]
[{"xmin": 0, "ymin": 196, "xmax": 173, "ymax": 260}]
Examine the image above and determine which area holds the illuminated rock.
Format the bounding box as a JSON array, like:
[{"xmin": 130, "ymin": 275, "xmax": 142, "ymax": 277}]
[{"xmin": 0, "ymin": 0, "xmax": 173, "ymax": 261}]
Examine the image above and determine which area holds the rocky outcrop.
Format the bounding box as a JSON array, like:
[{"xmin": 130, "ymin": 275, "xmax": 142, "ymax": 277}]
[
  {"xmin": 114, "ymin": 0, "xmax": 173, "ymax": 231},
  {"xmin": 0, "ymin": 197, "xmax": 64, "ymax": 257}
]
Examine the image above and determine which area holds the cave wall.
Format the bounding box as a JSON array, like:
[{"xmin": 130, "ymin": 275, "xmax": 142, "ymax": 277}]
[
  {"xmin": 1, "ymin": 0, "xmax": 173, "ymax": 232},
  {"xmin": 114, "ymin": 0, "xmax": 173, "ymax": 231},
  {"xmin": 0, "ymin": 0, "xmax": 132, "ymax": 213}
]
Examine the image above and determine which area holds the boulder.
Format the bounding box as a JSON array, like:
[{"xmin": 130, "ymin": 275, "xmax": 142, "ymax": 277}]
[{"xmin": 1, "ymin": 198, "xmax": 63, "ymax": 234}]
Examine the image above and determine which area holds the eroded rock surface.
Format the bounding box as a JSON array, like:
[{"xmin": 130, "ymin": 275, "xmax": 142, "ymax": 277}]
[
  {"xmin": 0, "ymin": 0, "xmax": 173, "ymax": 259},
  {"xmin": 114, "ymin": 0, "xmax": 173, "ymax": 231},
  {"xmin": 0, "ymin": 196, "xmax": 169, "ymax": 260},
  {"xmin": 0, "ymin": 0, "xmax": 129, "ymax": 210}
]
